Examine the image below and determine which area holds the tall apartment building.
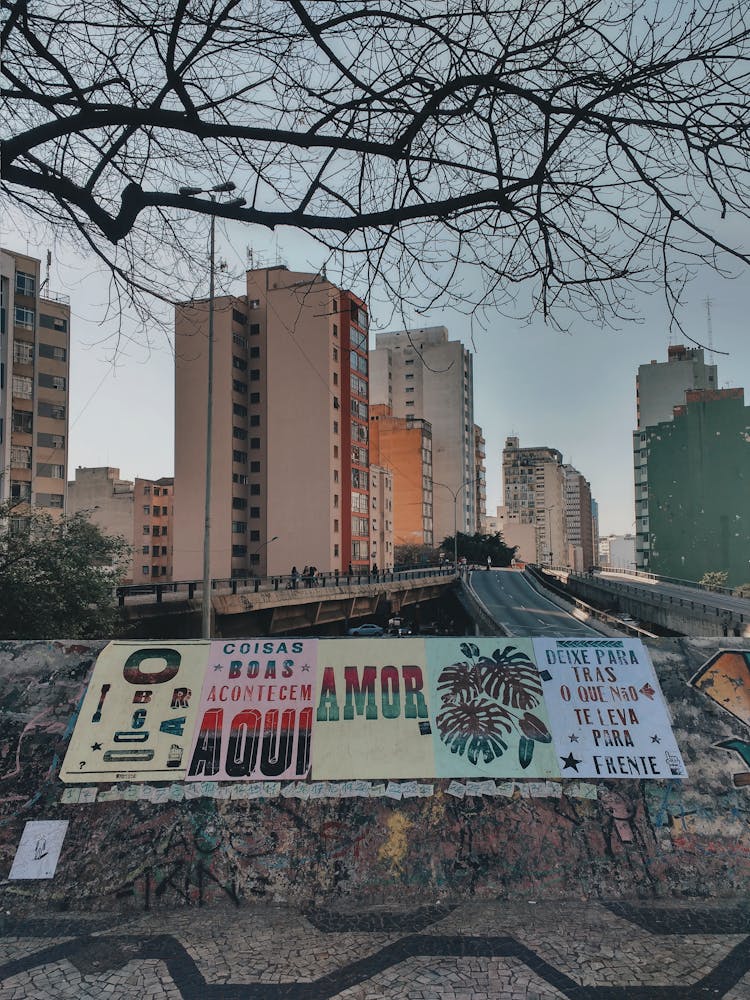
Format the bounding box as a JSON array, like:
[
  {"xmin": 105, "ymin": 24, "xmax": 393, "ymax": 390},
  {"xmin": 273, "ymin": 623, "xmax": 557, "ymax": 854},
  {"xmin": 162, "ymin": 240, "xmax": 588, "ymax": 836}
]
[
  {"xmin": 0, "ymin": 249, "xmax": 70, "ymax": 522},
  {"xmin": 369, "ymin": 463, "xmax": 394, "ymax": 570},
  {"xmin": 563, "ymin": 464, "xmax": 595, "ymax": 571},
  {"xmin": 174, "ymin": 266, "xmax": 370, "ymax": 579},
  {"xmin": 502, "ymin": 437, "xmax": 567, "ymax": 565},
  {"xmin": 599, "ymin": 533, "xmax": 636, "ymax": 571},
  {"xmin": 369, "ymin": 403, "xmax": 434, "ymax": 547},
  {"xmin": 369, "ymin": 326, "xmax": 476, "ymax": 544},
  {"xmin": 474, "ymin": 425, "xmax": 487, "ymax": 528},
  {"xmin": 634, "ymin": 345, "xmax": 718, "ymax": 570},
  {"xmin": 68, "ymin": 466, "xmax": 175, "ymax": 581},
  {"xmin": 591, "ymin": 499, "xmax": 600, "ymax": 568},
  {"xmin": 644, "ymin": 388, "xmax": 750, "ymax": 587}
]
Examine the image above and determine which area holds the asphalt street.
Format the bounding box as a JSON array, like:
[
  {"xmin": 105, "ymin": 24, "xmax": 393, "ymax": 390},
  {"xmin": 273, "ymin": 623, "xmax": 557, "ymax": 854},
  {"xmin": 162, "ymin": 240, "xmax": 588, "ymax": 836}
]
[{"xmin": 469, "ymin": 569, "xmax": 604, "ymax": 638}]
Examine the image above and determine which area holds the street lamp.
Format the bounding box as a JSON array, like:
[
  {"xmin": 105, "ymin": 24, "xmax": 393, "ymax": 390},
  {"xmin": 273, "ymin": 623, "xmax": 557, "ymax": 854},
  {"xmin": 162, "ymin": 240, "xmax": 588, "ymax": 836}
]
[
  {"xmin": 251, "ymin": 535, "xmax": 279, "ymax": 573},
  {"xmin": 433, "ymin": 477, "xmax": 477, "ymax": 573},
  {"xmin": 178, "ymin": 181, "xmax": 246, "ymax": 638}
]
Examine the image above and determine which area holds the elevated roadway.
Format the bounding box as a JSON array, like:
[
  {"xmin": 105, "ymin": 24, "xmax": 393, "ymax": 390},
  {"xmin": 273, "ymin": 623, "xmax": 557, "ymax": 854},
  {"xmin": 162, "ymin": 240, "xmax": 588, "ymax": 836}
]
[{"xmin": 468, "ymin": 567, "xmax": 605, "ymax": 638}]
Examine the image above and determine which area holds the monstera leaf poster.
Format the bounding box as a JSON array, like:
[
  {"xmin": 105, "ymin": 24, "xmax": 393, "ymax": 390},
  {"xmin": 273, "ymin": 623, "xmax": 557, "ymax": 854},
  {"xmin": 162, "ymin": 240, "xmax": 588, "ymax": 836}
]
[{"xmin": 425, "ymin": 639, "xmax": 560, "ymax": 778}]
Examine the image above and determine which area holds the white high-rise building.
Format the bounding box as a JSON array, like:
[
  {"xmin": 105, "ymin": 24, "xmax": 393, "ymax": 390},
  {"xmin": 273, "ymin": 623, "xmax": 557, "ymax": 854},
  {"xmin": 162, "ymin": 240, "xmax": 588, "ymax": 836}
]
[{"xmin": 369, "ymin": 326, "xmax": 476, "ymax": 545}]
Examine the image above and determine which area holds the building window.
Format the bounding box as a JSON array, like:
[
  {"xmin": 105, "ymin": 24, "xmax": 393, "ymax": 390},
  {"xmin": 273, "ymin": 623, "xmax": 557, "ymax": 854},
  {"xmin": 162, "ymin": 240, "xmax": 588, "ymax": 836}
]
[
  {"xmin": 14, "ymin": 307, "xmax": 34, "ymax": 329},
  {"xmin": 12, "ymin": 375, "xmax": 32, "ymax": 398},
  {"xmin": 233, "ymin": 426, "xmax": 247, "ymax": 439},
  {"xmin": 333, "ymin": 372, "xmax": 338, "ymax": 386},
  {"xmin": 39, "ymin": 316, "xmax": 68, "ymax": 335},
  {"xmin": 152, "ymin": 545, "xmax": 160, "ymax": 556},
  {"xmin": 232, "ymin": 333, "xmax": 247, "ymax": 348},
  {"xmin": 333, "ymin": 420, "xmax": 339, "ymax": 434},
  {"xmin": 333, "ymin": 346, "xmax": 338, "ymax": 361},
  {"xmin": 250, "ymin": 484, "xmax": 261, "ymax": 495},
  {"xmin": 143, "ymin": 484, "xmax": 151, "ymax": 494},
  {"xmin": 333, "ymin": 469, "xmax": 339, "ymax": 483},
  {"xmin": 250, "ymin": 392, "xmax": 260, "ymax": 404},
  {"xmin": 250, "ymin": 369, "xmax": 260, "ymax": 381},
  {"xmin": 249, "ymin": 323, "xmax": 260, "ymax": 336},
  {"xmin": 233, "ymin": 402, "xmax": 247, "ymax": 417},
  {"xmin": 334, "ymin": 518, "xmax": 339, "ymax": 532},
  {"xmin": 232, "ymin": 521, "xmax": 247, "ymax": 534},
  {"xmin": 142, "ymin": 566, "xmax": 150, "ymax": 576},
  {"xmin": 142, "ymin": 544, "xmax": 149, "ymax": 554},
  {"xmin": 232, "ymin": 309, "xmax": 247, "ymax": 326},
  {"xmin": 37, "ymin": 432, "xmax": 65, "ymax": 449},
  {"xmin": 37, "ymin": 462, "xmax": 65, "ymax": 478},
  {"xmin": 161, "ymin": 566, "xmax": 167, "ymax": 576},
  {"xmin": 250, "ymin": 461, "xmax": 261, "ymax": 473},
  {"xmin": 13, "ymin": 340, "xmax": 34, "ymax": 364},
  {"xmin": 38, "ymin": 373, "xmax": 66, "ymax": 391},
  {"xmin": 233, "ymin": 497, "xmax": 247, "ymax": 509},
  {"xmin": 232, "ymin": 544, "xmax": 247, "ymax": 556},
  {"xmin": 250, "ymin": 530, "xmax": 260, "ymax": 542},
  {"xmin": 250, "ymin": 437, "xmax": 261, "ymax": 449},
  {"xmin": 152, "ymin": 525, "xmax": 160, "ymax": 537},
  {"xmin": 249, "ymin": 414, "xmax": 260, "ymax": 427},
  {"xmin": 233, "ymin": 379, "xmax": 247, "ymax": 394},
  {"xmin": 250, "ymin": 346, "xmax": 260, "ymax": 359},
  {"xmin": 143, "ymin": 504, "xmax": 151, "ymax": 514},
  {"xmin": 233, "ymin": 473, "xmax": 249, "ymax": 485},
  {"xmin": 249, "ymin": 299, "xmax": 260, "ymax": 309},
  {"xmin": 143, "ymin": 525, "xmax": 150, "ymax": 535},
  {"xmin": 233, "ymin": 450, "xmax": 247, "ymax": 464},
  {"xmin": 334, "ymin": 494, "xmax": 339, "ymax": 507},
  {"xmin": 232, "ymin": 355, "xmax": 247, "ymax": 371},
  {"xmin": 12, "ymin": 409, "xmax": 33, "ymax": 433},
  {"xmin": 249, "ymin": 553, "xmax": 260, "ymax": 565},
  {"xmin": 10, "ymin": 445, "xmax": 31, "ymax": 468},
  {"xmin": 10, "ymin": 482, "xmax": 32, "ymax": 502},
  {"xmin": 250, "ymin": 507, "xmax": 260, "ymax": 518},
  {"xmin": 15, "ymin": 271, "xmax": 36, "ymax": 296}
]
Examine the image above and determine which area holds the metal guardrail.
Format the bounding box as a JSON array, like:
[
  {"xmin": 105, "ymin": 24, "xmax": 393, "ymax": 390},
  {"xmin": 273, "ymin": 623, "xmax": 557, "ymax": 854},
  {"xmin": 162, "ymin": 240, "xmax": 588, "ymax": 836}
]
[
  {"xmin": 116, "ymin": 564, "xmax": 455, "ymax": 607},
  {"xmin": 596, "ymin": 566, "xmax": 737, "ymax": 597}
]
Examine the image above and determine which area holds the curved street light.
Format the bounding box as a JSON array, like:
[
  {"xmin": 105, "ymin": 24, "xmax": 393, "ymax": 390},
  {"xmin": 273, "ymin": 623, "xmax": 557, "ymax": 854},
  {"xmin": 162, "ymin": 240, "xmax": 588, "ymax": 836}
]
[
  {"xmin": 178, "ymin": 181, "xmax": 246, "ymax": 638},
  {"xmin": 433, "ymin": 476, "xmax": 477, "ymax": 574}
]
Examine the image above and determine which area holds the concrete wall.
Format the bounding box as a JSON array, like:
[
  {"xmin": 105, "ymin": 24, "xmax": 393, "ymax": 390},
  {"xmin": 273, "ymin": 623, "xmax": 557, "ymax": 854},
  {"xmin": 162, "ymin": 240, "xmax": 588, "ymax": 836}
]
[{"xmin": 0, "ymin": 638, "xmax": 748, "ymax": 914}]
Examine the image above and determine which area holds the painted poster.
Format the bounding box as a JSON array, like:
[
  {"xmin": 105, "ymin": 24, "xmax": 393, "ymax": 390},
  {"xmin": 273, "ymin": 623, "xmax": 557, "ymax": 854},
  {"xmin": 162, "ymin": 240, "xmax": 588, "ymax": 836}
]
[
  {"xmin": 533, "ymin": 638, "xmax": 687, "ymax": 780},
  {"xmin": 185, "ymin": 639, "xmax": 317, "ymax": 781},
  {"xmin": 9, "ymin": 821, "xmax": 68, "ymax": 879},
  {"xmin": 311, "ymin": 638, "xmax": 435, "ymax": 779},
  {"xmin": 690, "ymin": 649, "xmax": 750, "ymax": 786},
  {"xmin": 60, "ymin": 641, "xmax": 209, "ymax": 783},
  {"xmin": 426, "ymin": 638, "xmax": 560, "ymax": 778}
]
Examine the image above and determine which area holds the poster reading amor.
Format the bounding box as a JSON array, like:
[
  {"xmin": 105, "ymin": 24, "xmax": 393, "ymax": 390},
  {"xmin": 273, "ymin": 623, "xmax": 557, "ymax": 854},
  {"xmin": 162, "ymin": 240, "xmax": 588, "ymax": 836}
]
[{"xmin": 533, "ymin": 638, "xmax": 687, "ymax": 780}]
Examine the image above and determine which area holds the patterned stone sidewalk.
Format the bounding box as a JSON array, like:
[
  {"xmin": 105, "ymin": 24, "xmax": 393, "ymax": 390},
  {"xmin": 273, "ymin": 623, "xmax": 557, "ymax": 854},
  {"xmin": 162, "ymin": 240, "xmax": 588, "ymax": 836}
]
[{"xmin": 0, "ymin": 899, "xmax": 748, "ymax": 999}]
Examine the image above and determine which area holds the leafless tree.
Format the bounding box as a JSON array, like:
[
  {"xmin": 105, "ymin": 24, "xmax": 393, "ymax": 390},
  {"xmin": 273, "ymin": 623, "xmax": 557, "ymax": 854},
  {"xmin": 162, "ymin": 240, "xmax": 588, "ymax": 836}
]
[{"xmin": 2, "ymin": 0, "xmax": 749, "ymax": 329}]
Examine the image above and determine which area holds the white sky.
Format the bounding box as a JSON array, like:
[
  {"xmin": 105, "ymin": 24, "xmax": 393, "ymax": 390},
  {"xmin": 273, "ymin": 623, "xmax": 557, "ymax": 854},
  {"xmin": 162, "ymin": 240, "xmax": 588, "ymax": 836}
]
[{"xmin": 5, "ymin": 216, "xmax": 749, "ymax": 537}]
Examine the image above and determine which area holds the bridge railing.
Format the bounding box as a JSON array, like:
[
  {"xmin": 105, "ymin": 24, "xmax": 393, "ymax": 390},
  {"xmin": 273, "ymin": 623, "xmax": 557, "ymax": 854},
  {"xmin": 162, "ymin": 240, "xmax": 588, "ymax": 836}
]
[
  {"xmin": 116, "ymin": 564, "xmax": 455, "ymax": 606},
  {"xmin": 595, "ymin": 566, "xmax": 736, "ymax": 597}
]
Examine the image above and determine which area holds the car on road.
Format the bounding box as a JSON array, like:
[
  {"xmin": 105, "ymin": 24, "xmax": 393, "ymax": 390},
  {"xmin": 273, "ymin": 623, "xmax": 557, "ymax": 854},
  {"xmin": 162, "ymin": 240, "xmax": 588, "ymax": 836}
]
[{"xmin": 346, "ymin": 623, "xmax": 385, "ymax": 636}]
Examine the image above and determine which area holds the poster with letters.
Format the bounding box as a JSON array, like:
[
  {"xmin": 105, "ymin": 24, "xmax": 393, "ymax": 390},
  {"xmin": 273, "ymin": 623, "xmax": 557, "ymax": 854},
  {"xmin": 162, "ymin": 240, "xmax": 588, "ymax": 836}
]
[
  {"xmin": 311, "ymin": 638, "xmax": 435, "ymax": 779},
  {"xmin": 533, "ymin": 638, "xmax": 687, "ymax": 779},
  {"xmin": 60, "ymin": 641, "xmax": 209, "ymax": 783},
  {"xmin": 185, "ymin": 639, "xmax": 317, "ymax": 781}
]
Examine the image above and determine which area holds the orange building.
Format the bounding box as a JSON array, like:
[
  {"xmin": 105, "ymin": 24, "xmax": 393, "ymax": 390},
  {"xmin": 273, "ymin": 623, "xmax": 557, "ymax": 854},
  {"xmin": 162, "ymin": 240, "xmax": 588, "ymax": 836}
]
[{"xmin": 369, "ymin": 404, "xmax": 433, "ymax": 547}]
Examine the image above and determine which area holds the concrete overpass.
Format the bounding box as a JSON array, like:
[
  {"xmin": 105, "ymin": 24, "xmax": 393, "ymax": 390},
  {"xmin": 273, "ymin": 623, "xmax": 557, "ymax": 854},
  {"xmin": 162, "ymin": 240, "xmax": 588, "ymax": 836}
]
[{"xmin": 116, "ymin": 567, "xmax": 456, "ymax": 638}]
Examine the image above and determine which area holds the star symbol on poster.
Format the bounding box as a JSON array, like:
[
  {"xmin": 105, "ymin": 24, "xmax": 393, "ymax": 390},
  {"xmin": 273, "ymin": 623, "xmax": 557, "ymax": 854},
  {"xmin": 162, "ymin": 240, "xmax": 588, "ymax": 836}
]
[
  {"xmin": 561, "ymin": 753, "xmax": 582, "ymax": 772},
  {"xmin": 212, "ymin": 662, "xmax": 224, "ymax": 672},
  {"xmin": 299, "ymin": 663, "xmax": 311, "ymax": 672},
  {"xmin": 650, "ymin": 734, "xmax": 661, "ymax": 743},
  {"xmin": 569, "ymin": 734, "xmax": 579, "ymax": 743},
  {"xmin": 91, "ymin": 742, "xmax": 102, "ymax": 751}
]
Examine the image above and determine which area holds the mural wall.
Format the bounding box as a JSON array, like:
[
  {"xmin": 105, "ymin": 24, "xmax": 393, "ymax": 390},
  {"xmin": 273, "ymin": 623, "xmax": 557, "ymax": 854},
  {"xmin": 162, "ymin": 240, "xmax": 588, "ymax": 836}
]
[{"xmin": 0, "ymin": 638, "xmax": 747, "ymax": 913}]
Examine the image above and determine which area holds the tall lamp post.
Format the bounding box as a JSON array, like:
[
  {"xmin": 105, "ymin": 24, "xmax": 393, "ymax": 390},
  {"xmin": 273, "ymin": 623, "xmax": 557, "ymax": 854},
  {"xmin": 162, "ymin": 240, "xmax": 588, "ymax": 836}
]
[
  {"xmin": 433, "ymin": 477, "xmax": 477, "ymax": 573},
  {"xmin": 178, "ymin": 181, "xmax": 246, "ymax": 638}
]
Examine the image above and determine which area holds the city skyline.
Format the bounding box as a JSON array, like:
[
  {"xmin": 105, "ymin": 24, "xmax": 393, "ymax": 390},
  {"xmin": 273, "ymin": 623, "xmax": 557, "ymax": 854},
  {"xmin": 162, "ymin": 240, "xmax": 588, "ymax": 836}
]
[{"xmin": 4, "ymin": 223, "xmax": 749, "ymax": 539}]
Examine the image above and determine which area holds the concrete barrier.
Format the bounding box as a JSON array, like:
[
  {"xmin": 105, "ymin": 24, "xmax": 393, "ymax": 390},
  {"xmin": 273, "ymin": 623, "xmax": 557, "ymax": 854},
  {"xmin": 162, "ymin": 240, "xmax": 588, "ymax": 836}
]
[{"xmin": 0, "ymin": 638, "xmax": 747, "ymax": 913}]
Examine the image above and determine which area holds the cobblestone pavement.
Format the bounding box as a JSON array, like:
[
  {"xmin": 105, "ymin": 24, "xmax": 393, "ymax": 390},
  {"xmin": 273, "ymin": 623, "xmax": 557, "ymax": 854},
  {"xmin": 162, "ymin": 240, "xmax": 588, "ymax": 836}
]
[{"xmin": 1, "ymin": 899, "xmax": 748, "ymax": 999}]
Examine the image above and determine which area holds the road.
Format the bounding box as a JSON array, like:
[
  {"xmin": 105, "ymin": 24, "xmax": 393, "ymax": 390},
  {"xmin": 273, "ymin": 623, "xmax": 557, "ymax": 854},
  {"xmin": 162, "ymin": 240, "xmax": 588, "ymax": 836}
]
[
  {"xmin": 589, "ymin": 571, "xmax": 750, "ymax": 623},
  {"xmin": 469, "ymin": 567, "xmax": 604, "ymax": 637}
]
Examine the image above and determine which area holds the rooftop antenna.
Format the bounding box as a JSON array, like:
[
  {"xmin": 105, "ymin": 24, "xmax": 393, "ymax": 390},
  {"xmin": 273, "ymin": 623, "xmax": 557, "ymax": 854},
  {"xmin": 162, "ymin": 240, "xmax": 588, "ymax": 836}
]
[
  {"xmin": 39, "ymin": 249, "xmax": 52, "ymax": 292},
  {"xmin": 703, "ymin": 296, "xmax": 714, "ymax": 361}
]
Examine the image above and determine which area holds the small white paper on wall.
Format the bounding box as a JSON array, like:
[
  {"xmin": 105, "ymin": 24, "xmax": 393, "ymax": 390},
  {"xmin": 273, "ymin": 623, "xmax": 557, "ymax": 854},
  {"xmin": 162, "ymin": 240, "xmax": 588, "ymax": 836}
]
[{"xmin": 9, "ymin": 821, "xmax": 69, "ymax": 880}]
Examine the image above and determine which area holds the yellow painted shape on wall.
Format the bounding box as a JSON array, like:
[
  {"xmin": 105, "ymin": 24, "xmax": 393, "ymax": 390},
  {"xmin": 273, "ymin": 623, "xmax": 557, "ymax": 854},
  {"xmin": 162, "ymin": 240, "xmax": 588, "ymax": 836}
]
[
  {"xmin": 378, "ymin": 812, "xmax": 414, "ymax": 875},
  {"xmin": 311, "ymin": 638, "xmax": 435, "ymax": 779},
  {"xmin": 60, "ymin": 641, "xmax": 209, "ymax": 783}
]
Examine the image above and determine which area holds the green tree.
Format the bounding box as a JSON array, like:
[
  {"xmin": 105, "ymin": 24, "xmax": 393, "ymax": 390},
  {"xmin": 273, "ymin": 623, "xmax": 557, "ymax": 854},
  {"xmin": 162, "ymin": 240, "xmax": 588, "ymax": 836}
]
[
  {"xmin": 0, "ymin": 504, "xmax": 131, "ymax": 639},
  {"xmin": 440, "ymin": 532, "xmax": 516, "ymax": 568},
  {"xmin": 699, "ymin": 570, "xmax": 729, "ymax": 592},
  {"xmin": 394, "ymin": 543, "xmax": 437, "ymax": 568}
]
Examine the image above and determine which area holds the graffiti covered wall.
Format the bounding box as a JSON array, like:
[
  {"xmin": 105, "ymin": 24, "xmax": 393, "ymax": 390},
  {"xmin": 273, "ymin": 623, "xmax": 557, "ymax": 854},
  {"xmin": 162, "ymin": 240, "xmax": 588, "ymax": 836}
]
[{"xmin": 0, "ymin": 638, "xmax": 747, "ymax": 913}]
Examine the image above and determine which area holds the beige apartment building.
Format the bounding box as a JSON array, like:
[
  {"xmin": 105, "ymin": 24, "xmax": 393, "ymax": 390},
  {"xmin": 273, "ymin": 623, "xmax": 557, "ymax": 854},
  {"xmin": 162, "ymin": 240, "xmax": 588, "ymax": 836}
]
[
  {"xmin": 174, "ymin": 266, "xmax": 370, "ymax": 580},
  {"xmin": 68, "ymin": 466, "xmax": 175, "ymax": 581},
  {"xmin": 1, "ymin": 249, "xmax": 70, "ymax": 523},
  {"xmin": 502, "ymin": 437, "xmax": 567, "ymax": 566},
  {"xmin": 369, "ymin": 326, "xmax": 476, "ymax": 545},
  {"xmin": 563, "ymin": 464, "xmax": 595, "ymax": 571},
  {"xmin": 369, "ymin": 463, "xmax": 394, "ymax": 571}
]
